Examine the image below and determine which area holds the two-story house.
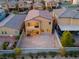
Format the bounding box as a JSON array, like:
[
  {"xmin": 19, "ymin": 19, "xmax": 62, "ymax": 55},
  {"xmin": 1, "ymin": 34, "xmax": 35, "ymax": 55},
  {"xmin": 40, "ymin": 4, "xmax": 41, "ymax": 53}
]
[
  {"xmin": 0, "ymin": 14, "xmax": 26, "ymax": 37},
  {"xmin": 24, "ymin": 10, "xmax": 53, "ymax": 36}
]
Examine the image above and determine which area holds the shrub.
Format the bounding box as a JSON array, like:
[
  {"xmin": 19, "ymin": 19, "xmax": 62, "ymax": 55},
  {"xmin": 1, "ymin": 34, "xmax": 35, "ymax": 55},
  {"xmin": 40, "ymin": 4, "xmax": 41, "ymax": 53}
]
[
  {"xmin": 2, "ymin": 42, "xmax": 9, "ymax": 50},
  {"xmin": 48, "ymin": 51, "xmax": 58, "ymax": 57},
  {"xmin": 61, "ymin": 31, "xmax": 75, "ymax": 47}
]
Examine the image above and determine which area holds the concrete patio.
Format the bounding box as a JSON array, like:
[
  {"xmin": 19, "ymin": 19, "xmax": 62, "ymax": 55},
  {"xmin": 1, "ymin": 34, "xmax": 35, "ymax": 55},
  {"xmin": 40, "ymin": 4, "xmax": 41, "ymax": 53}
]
[{"xmin": 17, "ymin": 33, "xmax": 61, "ymax": 48}]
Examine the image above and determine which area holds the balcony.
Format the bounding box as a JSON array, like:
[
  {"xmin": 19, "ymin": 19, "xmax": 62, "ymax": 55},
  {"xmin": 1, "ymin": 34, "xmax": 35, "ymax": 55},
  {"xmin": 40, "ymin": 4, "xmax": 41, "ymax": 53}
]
[{"xmin": 26, "ymin": 26, "xmax": 40, "ymax": 30}]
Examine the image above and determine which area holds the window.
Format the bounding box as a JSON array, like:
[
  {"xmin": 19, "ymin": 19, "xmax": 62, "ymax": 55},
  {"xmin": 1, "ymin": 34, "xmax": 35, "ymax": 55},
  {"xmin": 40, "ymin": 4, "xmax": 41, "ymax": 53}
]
[
  {"xmin": 41, "ymin": 29, "xmax": 44, "ymax": 32},
  {"xmin": 34, "ymin": 26, "xmax": 39, "ymax": 28},
  {"xmin": 49, "ymin": 22, "xmax": 51, "ymax": 24},
  {"xmin": 2, "ymin": 32, "xmax": 4, "ymax": 34},
  {"xmin": 5, "ymin": 32, "xmax": 7, "ymax": 34},
  {"xmin": 1, "ymin": 31, "xmax": 7, "ymax": 34},
  {"xmin": 27, "ymin": 23, "xmax": 30, "ymax": 26},
  {"xmin": 36, "ymin": 32, "xmax": 39, "ymax": 34}
]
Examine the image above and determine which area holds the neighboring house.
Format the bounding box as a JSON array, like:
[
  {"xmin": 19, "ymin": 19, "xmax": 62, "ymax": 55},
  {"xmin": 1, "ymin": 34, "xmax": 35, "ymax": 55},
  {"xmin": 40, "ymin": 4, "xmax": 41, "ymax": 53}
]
[
  {"xmin": 58, "ymin": 9, "xmax": 79, "ymax": 26},
  {"xmin": 33, "ymin": 2, "xmax": 44, "ymax": 10},
  {"xmin": 56, "ymin": 9, "xmax": 79, "ymax": 46},
  {"xmin": 0, "ymin": 14, "xmax": 26, "ymax": 36},
  {"xmin": 64, "ymin": 0, "xmax": 79, "ymax": 4},
  {"xmin": 24, "ymin": 10, "xmax": 53, "ymax": 36},
  {"xmin": 72, "ymin": 0, "xmax": 79, "ymax": 4},
  {"xmin": 7, "ymin": 0, "xmax": 17, "ymax": 11},
  {"xmin": 18, "ymin": 0, "xmax": 25, "ymax": 11},
  {"xmin": 44, "ymin": 0, "xmax": 58, "ymax": 9},
  {"xmin": 44, "ymin": 0, "xmax": 53, "ymax": 9},
  {"xmin": 0, "ymin": 13, "xmax": 26, "ymax": 49},
  {"xmin": 25, "ymin": 0, "xmax": 33, "ymax": 10},
  {"xmin": 1, "ymin": 3, "xmax": 9, "ymax": 11},
  {"xmin": 57, "ymin": 9, "xmax": 79, "ymax": 32},
  {"xmin": 53, "ymin": 8, "xmax": 66, "ymax": 18}
]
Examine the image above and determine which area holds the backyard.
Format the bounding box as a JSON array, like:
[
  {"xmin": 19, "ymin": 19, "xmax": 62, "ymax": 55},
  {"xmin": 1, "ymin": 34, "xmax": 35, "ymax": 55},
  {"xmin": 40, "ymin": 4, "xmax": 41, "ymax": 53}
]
[{"xmin": 17, "ymin": 33, "xmax": 61, "ymax": 48}]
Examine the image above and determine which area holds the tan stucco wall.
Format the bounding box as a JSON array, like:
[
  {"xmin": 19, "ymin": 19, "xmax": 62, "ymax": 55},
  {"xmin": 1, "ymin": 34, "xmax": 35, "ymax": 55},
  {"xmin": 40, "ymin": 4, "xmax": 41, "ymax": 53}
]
[
  {"xmin": 25, "ymin": 20, "xmax": 40, "ymax": 34},
  {"xmin": 58, "ymin": 18, "xmax": 79, "ymax": 25},
  {"xmin": 35, "ymin": 16, "xmax": 52, "ymax": 33},
  {"xmin": 25, "ymin": 16, "xmax": 53, "ymax": 35},
  {"xmin": 58, "ymin": 18, "xmax": 71, "ymax": 25},
  {"xmin": 71, "ymin": 19, "xmax": 79, "ymax": 25},
  {"xmin": 0, "ymin": 27, "xmax": 19, "ymax": 36}
]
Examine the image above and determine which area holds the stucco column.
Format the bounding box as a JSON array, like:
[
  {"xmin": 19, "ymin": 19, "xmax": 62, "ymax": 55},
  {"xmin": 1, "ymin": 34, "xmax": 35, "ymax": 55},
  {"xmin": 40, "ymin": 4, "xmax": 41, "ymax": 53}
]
[{"xmin": 44, "ymin": 0, "xmax": 48, "ymax": 9}]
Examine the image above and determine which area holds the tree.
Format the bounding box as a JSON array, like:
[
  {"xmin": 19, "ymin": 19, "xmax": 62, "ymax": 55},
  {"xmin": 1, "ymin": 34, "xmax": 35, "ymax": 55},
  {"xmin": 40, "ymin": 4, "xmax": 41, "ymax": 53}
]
[
  {"xmin": 61, "ymin": 31, "xmax": 75, "ymax": 47},
  {"xmin": 2, "ymin": 42, "xmax": 9, "ymax": 50}
]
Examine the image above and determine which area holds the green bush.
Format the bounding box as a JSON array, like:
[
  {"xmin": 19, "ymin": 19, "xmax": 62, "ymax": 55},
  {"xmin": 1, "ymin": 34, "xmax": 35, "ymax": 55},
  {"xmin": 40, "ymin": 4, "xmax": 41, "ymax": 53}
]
[
  {"xmin": 2, "ymin": 42, "xmax": 9, "ymax": 50},
  {"xmin": 61, "ymin": 31, "xmax": 75, "ymax": 47},
  {"xmin": 48, "ymin": 51, "xmax": 58, "ymax": 57},
  {"xmin": 16, "ymin": 35, "xmax": 20, "ymax": 40},
  {"xmin": 66, "ymin": 51, "xmax": 79, "ymax": 57}
]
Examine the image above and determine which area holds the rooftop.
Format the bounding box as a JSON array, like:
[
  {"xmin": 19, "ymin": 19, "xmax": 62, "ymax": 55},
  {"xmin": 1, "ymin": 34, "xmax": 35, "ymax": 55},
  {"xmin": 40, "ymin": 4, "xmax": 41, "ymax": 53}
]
[
  {"xmin": 0, "ymin": 14, "xmax": 14, "ymax": 26},
  {"xmin": 59, "ymin": 9, "xmax": 79, "ymax": 19},
  {"xmin": 53, "ymin": 7, "xmax": 66, "ymax": 18},
  {"xmin": 61, "ymin": 1, "xmax": 78, "ymax": 10},
  {"xmin": 33, "ymin": 2, "xmax": 44, "ymax": 7},
  {"xmin": 4, "ymin": 14, "xmax": 26, "ymax": 30},
  {"xmin": 25, "ymin": 10, "xmax": 52, "ymax": 21},
  {"xmin": 0, "ymin": 14, "xmax": 26, "ymax": 30}
]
